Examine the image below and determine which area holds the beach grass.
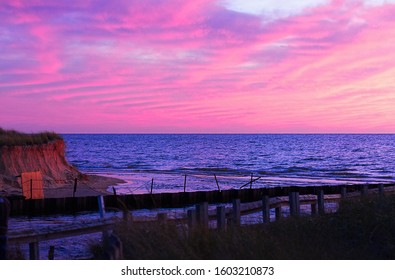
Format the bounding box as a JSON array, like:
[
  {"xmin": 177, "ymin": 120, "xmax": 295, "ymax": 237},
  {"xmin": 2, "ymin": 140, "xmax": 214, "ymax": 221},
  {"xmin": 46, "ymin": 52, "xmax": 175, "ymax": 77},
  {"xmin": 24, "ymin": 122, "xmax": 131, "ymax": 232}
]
[
  {"xmin": 94, "ymin": 194, "xmax": 395, "ymax": 260},
  {"xmin": 0, "ymin": 127, "xmax": 62, "ymax": 147}
]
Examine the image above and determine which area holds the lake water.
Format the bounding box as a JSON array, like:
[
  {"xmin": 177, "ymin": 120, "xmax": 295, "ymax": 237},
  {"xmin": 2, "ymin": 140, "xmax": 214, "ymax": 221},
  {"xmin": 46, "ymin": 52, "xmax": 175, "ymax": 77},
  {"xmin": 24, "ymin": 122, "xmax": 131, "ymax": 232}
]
[{"xmin": 63, "ymin": 134, "xmax": 395, "ymax": 194}]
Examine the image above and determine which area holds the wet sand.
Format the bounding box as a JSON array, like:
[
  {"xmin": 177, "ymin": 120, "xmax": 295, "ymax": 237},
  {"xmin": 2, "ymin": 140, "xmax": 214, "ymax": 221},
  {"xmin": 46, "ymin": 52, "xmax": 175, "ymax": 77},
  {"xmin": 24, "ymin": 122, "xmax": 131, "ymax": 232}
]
[{"xmin": 43, "ymin": 174, "xmax": 126, "ymax": 198}]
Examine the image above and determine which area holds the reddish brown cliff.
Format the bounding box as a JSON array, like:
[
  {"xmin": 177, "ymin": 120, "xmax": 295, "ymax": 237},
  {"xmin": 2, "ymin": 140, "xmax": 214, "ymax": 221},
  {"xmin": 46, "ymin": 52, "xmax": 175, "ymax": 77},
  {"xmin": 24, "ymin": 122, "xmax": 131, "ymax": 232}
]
[
  {"xmin": 0, "ymin": 139, "xmax": 86, "ymax": 196},
  {"xmin": 0, "ymin": 138, "xmax": 125, "ymax": 198},
  {"xmin": 0, "ymin": 139, "xmax": 81, "ymax": 180}
]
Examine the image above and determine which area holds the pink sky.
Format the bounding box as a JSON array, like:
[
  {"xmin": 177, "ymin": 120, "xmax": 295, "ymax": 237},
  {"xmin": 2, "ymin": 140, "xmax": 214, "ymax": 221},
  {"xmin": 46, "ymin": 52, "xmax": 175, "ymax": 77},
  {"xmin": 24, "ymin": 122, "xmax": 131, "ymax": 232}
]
[{"xmin": 1, "ymin": 0, "xmax": 395, "ymax": 133}]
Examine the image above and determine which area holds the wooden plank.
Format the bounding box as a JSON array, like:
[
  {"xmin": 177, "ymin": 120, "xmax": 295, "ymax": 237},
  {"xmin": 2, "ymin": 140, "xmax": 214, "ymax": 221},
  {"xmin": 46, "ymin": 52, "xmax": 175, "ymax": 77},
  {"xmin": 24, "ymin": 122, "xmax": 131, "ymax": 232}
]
[
  {"xmin": 216, "ymin": 206, "xmax": 226, "ymax": 231},
  {"xmin": 262, "ymin": 195, "xmax": 270, "ymax": 223},
  {"xmin": 9, "ymin": 218, "xmax": 117, "ymax": 244},
  {"xmin": 232, "ymin": 199, "xmax": 241, "ymax": 226},
  {"xmin": 317, "ymin": 189, "xmax": 325, "ymax": 215},
  {"xmin": 29, "ymin": 242, "xmax": 40, "ymax": 260}
]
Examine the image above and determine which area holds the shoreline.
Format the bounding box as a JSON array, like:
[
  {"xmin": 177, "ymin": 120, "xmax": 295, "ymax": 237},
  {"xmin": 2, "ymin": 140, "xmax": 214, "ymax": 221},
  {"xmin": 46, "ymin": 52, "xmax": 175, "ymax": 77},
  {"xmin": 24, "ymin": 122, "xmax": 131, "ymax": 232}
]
[
  {"xmin": 0, "ymin": 173, "xmax": 126, "ymax": 199},
  {"xmin": 43, "ymin": 174, "xmax": 126, "ymax": 198}
]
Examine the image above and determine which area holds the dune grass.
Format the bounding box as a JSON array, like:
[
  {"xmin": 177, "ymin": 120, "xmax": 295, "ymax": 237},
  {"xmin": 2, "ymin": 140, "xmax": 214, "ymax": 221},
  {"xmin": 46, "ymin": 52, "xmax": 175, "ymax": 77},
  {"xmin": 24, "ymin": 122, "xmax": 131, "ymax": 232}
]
[
  {"xmin": 95, "ymin": 194, "xmax": 395, "ymax": 260},
  {"xmin": 0, "ymin": 127, "xmax": 62, "ymax": 147}
]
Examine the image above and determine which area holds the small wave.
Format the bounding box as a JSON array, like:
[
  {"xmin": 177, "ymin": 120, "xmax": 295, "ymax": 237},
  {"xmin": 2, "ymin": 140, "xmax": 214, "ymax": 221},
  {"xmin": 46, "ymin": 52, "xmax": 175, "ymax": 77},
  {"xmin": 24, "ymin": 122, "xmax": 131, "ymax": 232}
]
[
  {"xmin": 302, "ymin": 157, "xmax": 325, "ymax": 162},
  {"xmin": 352, "ymin": 148, "xmax": 364, "ymax": 153},
  {"xmin": 172, "ymin": 167, "xmax": 247, "ymax": 175},
  {"xmin": 126, "ymin": 164, "xmax": 153, "ymax": 169},
  {"xmin": 285, "ymin": 166, "xmax": 312, "ymax": 172}
]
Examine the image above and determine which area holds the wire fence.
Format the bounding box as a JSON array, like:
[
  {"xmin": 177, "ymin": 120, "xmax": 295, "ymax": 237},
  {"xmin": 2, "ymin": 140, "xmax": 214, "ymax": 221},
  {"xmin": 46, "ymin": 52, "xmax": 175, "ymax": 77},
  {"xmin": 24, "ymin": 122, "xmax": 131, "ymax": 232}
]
[
  {"xmin": 17, "ymin": 172, "xmax": 265, "ymax": 199},
  {"xmin": 110, "ymin": 172, "xmax": 265, "ymax": 195}
]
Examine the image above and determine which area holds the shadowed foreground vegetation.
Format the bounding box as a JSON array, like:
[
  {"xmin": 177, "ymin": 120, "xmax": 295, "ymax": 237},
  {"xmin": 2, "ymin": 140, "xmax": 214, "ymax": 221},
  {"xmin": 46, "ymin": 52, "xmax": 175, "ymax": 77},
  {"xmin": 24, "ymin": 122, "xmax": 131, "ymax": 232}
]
[
  {"xmin": 0, "ymin": 127, "xmax": 62, "ymax": 147},
  {"xmin": 94, "ymin": 194, "xmax": 395, "ymax": 259}
]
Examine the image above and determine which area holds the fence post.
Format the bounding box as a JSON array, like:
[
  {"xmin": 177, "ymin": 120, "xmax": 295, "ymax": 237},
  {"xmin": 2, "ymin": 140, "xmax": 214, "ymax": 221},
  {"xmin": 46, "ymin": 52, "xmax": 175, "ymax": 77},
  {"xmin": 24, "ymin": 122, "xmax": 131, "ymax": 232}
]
[
  {"xmin": 150, "ymin": 178, "xmax": 154, "ymax": 194},
  {"xmin": 102, "ymin": 233, "xmax": 123, "ymax": 260},
  {"xmin": 361, "ymin": 184, "xmax": 368, "ymax": 197},
  {"xmin": 187, "ymin": 209, "xmax": 197, "ymax": 231},
  {"xmin": 275, "ymin": 207, "xmax": 281, "ymax": 221},
  {"xmin": 262, "ymin": 195, "xmax": 270, "ymax": 223},
  {"xmin": 48, "ymin": 246, "xmax": 55, "ymax": 260},
  {"xmin": 30, "ymin": 179, "xmax": 33, "ymax": 199},
  {"xmin": 232, "ymin": 199, "xmax": 241, "ymax": 226},
  {"xmin": 311, "ymin": 203, "xmax": 317, "ymax": 215},
  {"xmin": 184, "ymin": 175, "xmax": 187, "ymax": 193},
  {"xmin": 0, "ymin": 197, "xmax": 10, "ymax": 260},
  {"xmin": 196, "ymin": 202, "xmax": 208, "ymax": 230},
  {"xmin": 214, "ymin": 174, "xmax": 221, "ymax": 192},
  {"xmin": 289, "ymin": 191, "xmax": 300, "ymax": 216},
  {"xmin": 379, "ymin": 184, "xmax": 385, "ymax": 197},
  {"xmin": 341, "ymin": 186, "xmax": 347, "ymax": 198},
  {"xmin": 29, "ymin": 242, "xmax": 40, "ymax": 260},
  {"xmin": 250, "ymin": 173, "xmax": 253, "ymax": 189},
  {"xmin": 73, "ymin": 178, "xmax": 78, "ymax": 198},
  {"xmin": 317, "ymin": 188, "xmax": 325, "ymax": 215},
  {"xmin": 97, "ymin": 195, "xmax": 105, "ymax": 219},
  {"xmin": 216, "ymin": 206, "xmax": 226, "ymax": 231}
]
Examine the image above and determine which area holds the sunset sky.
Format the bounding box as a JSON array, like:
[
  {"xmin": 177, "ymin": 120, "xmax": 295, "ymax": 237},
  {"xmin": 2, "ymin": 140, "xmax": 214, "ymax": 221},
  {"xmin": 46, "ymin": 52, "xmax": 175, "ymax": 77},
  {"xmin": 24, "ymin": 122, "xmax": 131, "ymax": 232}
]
[{"xmin": 1, "ymin": 0, "xmax": 395, "ymax": 133}]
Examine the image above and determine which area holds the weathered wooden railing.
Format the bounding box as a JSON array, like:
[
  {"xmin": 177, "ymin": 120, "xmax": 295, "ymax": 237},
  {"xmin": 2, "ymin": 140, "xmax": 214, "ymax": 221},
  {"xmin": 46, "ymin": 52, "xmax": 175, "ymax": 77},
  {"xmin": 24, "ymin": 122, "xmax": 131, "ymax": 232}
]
[{"xmin": 8, "ymin": 217, "xmax": 117, "ymax": 260}]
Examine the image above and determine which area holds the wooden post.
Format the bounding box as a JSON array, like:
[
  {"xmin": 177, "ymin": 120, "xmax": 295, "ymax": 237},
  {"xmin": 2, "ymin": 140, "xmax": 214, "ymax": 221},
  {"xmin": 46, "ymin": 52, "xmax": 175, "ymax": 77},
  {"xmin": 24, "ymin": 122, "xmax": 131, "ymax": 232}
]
[
  {"xmin": 196, "ymin": 202, "xmax": 208, "ymax": 229},
  {"xmin": 216, "ymin": 206, "xmax": 226, "ymax": 231},
  {"xmin": 97, "ymin": 195, "xmax": 105, "ymax": 219},
  {"xmin": 311, "ymin": 203, "xmax": 317, "ymax": 215},
  {"xmin": 0, "ymin": 197, "xmax": 10, "ymax": 260},
  {"xmin": 379, "ymin": 184, "xmax": 385, "ymax": 197},
  {"xmin": 48, "ymin": 246, "xmax": 55, "ymax": 260},
  {"xmin": 232, "ymin": 199, "xmax": 241, "ymax": 226},
  {"xmin": 289, "ymin": 192, "xmax": 300, "ymax": 216},
  {"xmin": 187, "ymin": 209, "xmax": 197, "ymax": 230},
  {"xmin": 289, "ymin": 192, "xmax": 295, "ymax": 216},
  {"xmin": 296, "ymin": 192, "xmax": 300, "ymax": 216},
  {"xmin": 29, "ymin": 242, "xmax": 40, "ymax": 260},
  {"xmin": 150, "ymin": 178, "xmax": 154, "ymax": 194},
  {"xmin": 73, "ymin": 178, "xmax": 78, "ymax": 198},
  {"xmin": 262, "ymin": 195, "xmax": 270, "ymax": 223},
  {"xmin": 112, "ymin": 187, "xmax": 117, "ymax": 196},
  {"xmin": 341, "ymin": 186, "xmax": 347, "ymax": 198},
  {"xmin": 214, "ymin": 174, "xmax": 221, "ymax": 192},
  {"xmin": 361, "ymin": 184, "xmax": 368, "ymax": 197},
  {"xmin": 102, "ymin": 233, "xmax": 123, "ymax": 260},
  {"xmin": 30, "ymin": 179, "xmax": 33, "ymax": 200},
  {"xmin": 250, "ymin": 173, "xmax": 253, "ymax": 189},
  {"xmin": 317, "ymin": 188, "xmax": 325, "ymax": 215},
  {"xmin": 184, "ymin": 175, "xmax": 187, "ymax": 192},
  {"xmin": 275, "ymin": 207, "xmax": 281, "ymax": 220}
]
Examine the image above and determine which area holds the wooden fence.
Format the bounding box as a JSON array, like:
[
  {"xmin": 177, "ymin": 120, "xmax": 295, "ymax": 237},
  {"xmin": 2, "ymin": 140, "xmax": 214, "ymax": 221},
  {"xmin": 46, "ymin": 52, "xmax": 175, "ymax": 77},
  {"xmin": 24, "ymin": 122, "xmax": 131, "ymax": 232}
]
[
  {"xmin": 7, "ymin": 183, "xmax": 394, "ymax": 216},
  {"xmin": 7, "ymin": 182, "xmax": 395, "ymax": 259}
]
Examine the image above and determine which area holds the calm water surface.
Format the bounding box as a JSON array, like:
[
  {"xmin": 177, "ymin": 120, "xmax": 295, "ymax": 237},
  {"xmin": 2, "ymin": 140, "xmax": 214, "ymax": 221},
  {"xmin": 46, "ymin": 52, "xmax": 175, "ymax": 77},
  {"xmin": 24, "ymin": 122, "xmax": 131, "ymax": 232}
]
[{"xmin": 63, "ymin": 134, "xmax": 395, "ymax": 194}]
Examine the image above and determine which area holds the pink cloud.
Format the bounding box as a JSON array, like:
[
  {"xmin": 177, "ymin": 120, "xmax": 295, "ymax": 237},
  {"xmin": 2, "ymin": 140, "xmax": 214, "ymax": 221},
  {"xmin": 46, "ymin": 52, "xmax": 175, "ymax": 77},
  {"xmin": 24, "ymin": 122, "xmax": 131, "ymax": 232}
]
[{"xmin": 1, "ymin": 0, "xmax": 395, "ymax": 133}]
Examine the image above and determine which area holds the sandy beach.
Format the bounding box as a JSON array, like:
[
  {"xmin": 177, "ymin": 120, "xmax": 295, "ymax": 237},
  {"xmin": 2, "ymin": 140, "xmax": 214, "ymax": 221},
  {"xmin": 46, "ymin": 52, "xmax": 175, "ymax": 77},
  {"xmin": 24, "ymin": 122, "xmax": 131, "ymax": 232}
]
[{"xmin": 43, "ymin": 174, "xmax": 126, "ymax": 198}]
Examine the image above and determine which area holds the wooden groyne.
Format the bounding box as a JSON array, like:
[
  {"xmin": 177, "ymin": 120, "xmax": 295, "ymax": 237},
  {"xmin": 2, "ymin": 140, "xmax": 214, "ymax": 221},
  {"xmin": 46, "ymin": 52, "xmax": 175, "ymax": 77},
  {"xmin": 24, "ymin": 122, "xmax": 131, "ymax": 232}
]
[{"xmin": 7, "ymin": 183, "xmax": 395, "ymax": 216}]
